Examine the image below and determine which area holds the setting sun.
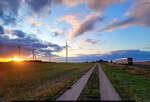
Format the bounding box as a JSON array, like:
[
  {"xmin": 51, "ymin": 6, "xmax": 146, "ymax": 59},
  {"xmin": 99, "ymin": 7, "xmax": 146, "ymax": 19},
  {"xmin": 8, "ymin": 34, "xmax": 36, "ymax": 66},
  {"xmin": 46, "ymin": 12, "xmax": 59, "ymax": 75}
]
[{"xmin": 8, "ymin": 57, "xmax": 24, "ymax": 62}]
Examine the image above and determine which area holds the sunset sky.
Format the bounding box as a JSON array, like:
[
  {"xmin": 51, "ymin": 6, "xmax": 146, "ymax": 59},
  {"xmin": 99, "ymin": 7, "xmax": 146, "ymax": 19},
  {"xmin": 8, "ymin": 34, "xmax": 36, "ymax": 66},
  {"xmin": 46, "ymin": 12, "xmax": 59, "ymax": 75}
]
[{"xmin": 0, "ymin": 0, "xmax": 150, "ymax": 62}]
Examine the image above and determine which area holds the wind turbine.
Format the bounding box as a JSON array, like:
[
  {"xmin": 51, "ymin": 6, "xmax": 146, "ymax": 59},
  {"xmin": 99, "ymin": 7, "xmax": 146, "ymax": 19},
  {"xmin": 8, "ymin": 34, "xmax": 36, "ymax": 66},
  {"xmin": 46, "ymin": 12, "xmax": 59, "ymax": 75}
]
[
  {"xmin": 66, "ymin": 41, "xmax": 68, "ymax": 63},
  {"xmin": 65, "ymin": 41, "xmax": 71, "ymax": 63},
  {"xmin": 32, "ymin": 48, "xmax": 36, "ymax": 60}
]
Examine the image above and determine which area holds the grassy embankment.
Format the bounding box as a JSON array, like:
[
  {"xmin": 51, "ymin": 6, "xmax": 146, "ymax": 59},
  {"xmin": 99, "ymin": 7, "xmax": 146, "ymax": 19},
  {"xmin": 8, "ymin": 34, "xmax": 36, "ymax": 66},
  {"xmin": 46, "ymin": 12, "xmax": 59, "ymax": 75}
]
[
  {"xmin": 0, "ymin": 62, "xmax": 94, "ymax": 100},
  {"xmin": 78, "ymin": 65, "xmax": 100, "ymax": 100},
  {"xmin": 106, "ymin": 63, "xmax": 150, "ymax": 78},
  {"xmin": 101, "ymin": 63, "xmax": 150, "ymax": 101}
]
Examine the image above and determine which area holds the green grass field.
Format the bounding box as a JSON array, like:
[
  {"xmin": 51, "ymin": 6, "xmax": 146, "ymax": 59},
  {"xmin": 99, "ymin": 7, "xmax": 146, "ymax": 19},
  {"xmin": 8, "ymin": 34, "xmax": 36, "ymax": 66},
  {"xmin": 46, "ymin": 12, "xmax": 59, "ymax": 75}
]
[
  {"xmin": 0, "ymin": 62, "xmax": 94, "ymax": 101},
  {"xmin": 78, "ymin": 65, "xmax": 100, "ymax": 100},
  {"xmin": 106, "ymin": 63, "xmax": 150, "ymax": 78},
  {"xmin": 101, "ymin": 63, "xmax": 150, "ymax": 101}
]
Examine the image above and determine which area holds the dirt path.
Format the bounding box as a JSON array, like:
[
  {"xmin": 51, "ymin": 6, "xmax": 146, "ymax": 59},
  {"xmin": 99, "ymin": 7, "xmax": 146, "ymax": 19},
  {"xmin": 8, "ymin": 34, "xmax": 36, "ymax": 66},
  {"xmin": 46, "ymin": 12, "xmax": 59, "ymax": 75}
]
[
  {"xmin": 56, "ymin": 64, "xmax": 96, "ymax": 101},
  {"xmin": 98, "ymin": 63, "xmax": 121, "ymax": 101}
]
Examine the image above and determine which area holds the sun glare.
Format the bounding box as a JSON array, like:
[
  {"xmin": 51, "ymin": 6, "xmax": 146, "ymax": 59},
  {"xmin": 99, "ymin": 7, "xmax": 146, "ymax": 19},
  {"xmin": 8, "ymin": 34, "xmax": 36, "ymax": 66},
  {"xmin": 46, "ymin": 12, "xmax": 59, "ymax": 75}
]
[{"xmin": 8, "ymin": 57, "xmax": 23, "ymax": 62}]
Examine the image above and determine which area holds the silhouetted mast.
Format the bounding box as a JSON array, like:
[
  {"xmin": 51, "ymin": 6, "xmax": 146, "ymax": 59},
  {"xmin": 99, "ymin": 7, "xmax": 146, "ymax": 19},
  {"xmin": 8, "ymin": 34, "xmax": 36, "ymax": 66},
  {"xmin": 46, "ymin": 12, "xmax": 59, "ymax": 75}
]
[
  {"xmin": 66, "ymin": 41, "xmax": 68, "ymax": 63},
  {"xmin": 18, "ymin": 46, "xmax": 21, "ymax": 57},
  {"xmin": 35, "ymin": 49, "xmax": 36, "ymax": 60},
  {"xmin": 32, "ymin": 48, "xmax": 36, "ymax": 60},
  {"xmin": 49, "ymin": 52, "xmax": 51, "ymax": 62}
]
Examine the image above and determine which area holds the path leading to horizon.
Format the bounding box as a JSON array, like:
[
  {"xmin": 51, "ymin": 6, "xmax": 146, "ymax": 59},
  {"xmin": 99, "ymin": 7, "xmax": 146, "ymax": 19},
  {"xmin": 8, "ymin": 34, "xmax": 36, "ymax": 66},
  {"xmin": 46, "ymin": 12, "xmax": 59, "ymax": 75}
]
[
  {"xmin": 57, "ymin": 64, "xmax": 96, "ymax": 101},
  {"xmin": 98, "ymin": 63, "xmax": 121, "ymax": 101}
]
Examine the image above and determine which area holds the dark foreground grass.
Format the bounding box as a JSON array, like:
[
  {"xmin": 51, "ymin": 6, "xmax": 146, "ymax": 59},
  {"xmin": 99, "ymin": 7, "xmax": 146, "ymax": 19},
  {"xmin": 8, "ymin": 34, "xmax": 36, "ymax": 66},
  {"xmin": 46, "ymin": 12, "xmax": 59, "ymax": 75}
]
[
  {"xmin": 0, "ymin": 62, "xmax": 94, "ymax": 101},
  {"xmin": 78, "ymin": 65, "xmax": 100, "ymax": 100},
  {"xmin": 101, "ymin": 63, "xmax": 150, "ymax": 101}
]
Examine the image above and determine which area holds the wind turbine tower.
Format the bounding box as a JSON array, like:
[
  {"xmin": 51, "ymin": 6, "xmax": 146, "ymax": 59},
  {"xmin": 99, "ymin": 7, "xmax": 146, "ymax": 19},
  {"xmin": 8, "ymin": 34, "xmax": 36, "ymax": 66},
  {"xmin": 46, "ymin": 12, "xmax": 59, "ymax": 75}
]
[
  {"xmin": 32, "ymin": 48, "xmax": 36, "ymax": 60},
  {"xmin": 66, "ymin": 41, "xmax": 68, "ymax": 63}
]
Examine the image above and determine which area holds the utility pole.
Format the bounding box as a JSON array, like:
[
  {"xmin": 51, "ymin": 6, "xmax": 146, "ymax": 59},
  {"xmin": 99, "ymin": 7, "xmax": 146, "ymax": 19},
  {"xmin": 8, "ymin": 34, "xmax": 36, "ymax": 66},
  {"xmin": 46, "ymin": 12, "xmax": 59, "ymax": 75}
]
[
  {"xmin": 18, "ymin": 46, "xmax": 21, "ymax": 58},
  {"xmin": 32, "ymin": 48, "xmax": 36, "ymax": 60},
  {"xmin": 66, "ymin": 41, "xmax": 68, "ymax": 63},
  {"xmin": 35, "ymin": 49, "xmax": 36, "ymax": 60},
  {"xmin": 49, "ymin": 52, "xmax": 51, "ymax": 62}
]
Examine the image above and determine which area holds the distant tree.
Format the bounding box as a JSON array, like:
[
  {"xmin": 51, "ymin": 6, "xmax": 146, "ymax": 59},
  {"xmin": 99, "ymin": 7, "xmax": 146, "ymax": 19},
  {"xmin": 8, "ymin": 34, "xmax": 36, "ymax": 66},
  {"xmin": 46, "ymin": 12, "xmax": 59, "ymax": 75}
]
[
  {"xmin": 104, "ymin": 60, "xmax": 108, "ymax": 63},
  {"xmin": 84, "ymin": 61, "xmax": 88, "ymax": 63},
  {"xmin": 99, "ymin": 59, "xmax": 104, "ymax": 62}
]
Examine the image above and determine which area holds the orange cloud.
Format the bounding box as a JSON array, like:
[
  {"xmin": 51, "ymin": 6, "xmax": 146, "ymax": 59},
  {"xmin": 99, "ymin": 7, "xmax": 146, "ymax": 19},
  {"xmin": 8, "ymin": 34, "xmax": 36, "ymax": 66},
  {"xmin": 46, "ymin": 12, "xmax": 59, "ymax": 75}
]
[
  {"xmin": 33, "ymin": 22, "xmax": 43, "ymax": 27},
  {"xmin": 101, "ymin": 0, "xmax": 150, "ymax": 32},
  {"xmin": 28, "ymin": 17, "xmax": 43, "ymax": 27},
  {"xmin": 57, "ymin": 13, "xmax": 103, "ymax": 40},
  {"xmin": 80, "ymin": 38, "xmax": 100, "ymax": 45},
  {"xmin": 49, "ymin": 28, "xmax": 64, "ymax": 36},
  {"xmin": 57, "ymin": 14, "xmax": 80, "ymax": 30},
  {"xmin": 55, "ymin": 0, "xmax": 124, "ymax": 12},
  {"xmin": 69, "ymin": 13, "xmax": 103, "ymax": 40}
]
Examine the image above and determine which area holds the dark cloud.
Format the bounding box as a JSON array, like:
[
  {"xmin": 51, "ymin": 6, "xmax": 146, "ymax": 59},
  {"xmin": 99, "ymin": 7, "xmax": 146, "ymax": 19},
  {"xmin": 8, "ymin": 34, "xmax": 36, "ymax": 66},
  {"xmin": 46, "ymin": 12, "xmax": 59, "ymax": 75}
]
[
  {"xmin": 0, "ymin": 0, "xmax": 21, "ymax": 15},
  {"xmin": 0, "ymin": 0, "xmax": 52, "ymax": 25},
  {"xmin": 52, "ymin": 31, "xmax": 64, "ymax": 37},
  {"xmin": 101, "ymin": 17, "xmax": 134, "ymax": 31},
  {"xmin": 98, "ymin": 50, "xmax": 150, "ymax": 61},
  {"xmin": 101, "ymin": 0, "xmax": 150, "ymax": 31},
  {"xmin": 0, "ymin": 30, "xmax": 64, "ymax": 58},
  {"xmin": 0, "ymin": 0, "xmax": 21, "ymax": 25},
  {"xmin": 25, "ymin": 0, "xmax": 52, "ymax": 15},
  {"xmin": 12, "ymin": 30, "xmax": 26, "ymax": 38},
  {"xmin": 53, "ymin": 0, "xmax": 63, "ymax": 5},
  {"xmin": 101, "ymin": 50, "xmax": 150, "ymax": 62},
  {"xmin": 0, "ymin": 25, "xmax": 4, "ymax": 34},
  {"xmin": 0, "ymin": 15, "xmax": 17, "ymax": 25},
  {"xmin": 39, "ymin": 49, "xmax": 53, "ymax": 53},
  {"xmin": 40, "ymin": 53, "xmax": 59, "ymax": 58},
  {"xmin": 59, "ymin": 50, "xmax": 150, "ymax": 62},
  {"xmin": 52, "ymin": 32, "xmax": 59, "ymax": 37},
  {"xmin": 81, "ymin": 38, "xmax": 100, "ymax": 45},
  {"xmin": 70, "ymin": 14, "xmax": 103, "ymax": 40},
  {"xmin": 54, "ymin": 0, "xmax": 124, "ymax": 12},
  {"xmin": 85, "ymin": 0, "xmax": 121, "ymax": 12}
]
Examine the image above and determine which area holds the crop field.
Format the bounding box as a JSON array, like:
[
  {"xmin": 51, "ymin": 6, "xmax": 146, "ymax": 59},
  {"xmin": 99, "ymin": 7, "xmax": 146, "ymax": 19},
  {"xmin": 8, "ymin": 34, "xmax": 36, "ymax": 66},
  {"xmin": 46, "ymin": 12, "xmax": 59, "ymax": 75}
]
[
  {"xmin": 0, "ymin": 62, "xmax": 94, "ymax": 101},
  {"xmin": 101, "ymin": 63, "xmax": 150, "ymax": 101}
]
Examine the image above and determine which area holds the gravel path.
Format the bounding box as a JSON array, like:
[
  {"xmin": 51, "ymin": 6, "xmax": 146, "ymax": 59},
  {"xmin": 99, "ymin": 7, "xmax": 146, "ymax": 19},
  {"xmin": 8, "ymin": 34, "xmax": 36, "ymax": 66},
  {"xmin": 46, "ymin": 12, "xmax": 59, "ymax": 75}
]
[
  {"xmin": 98, "ymin": 63, "xmax": 121, "ymax": 101},
  {"xmin": 56, "ymin": 64, "xmax": 96, "ymax": 101}
]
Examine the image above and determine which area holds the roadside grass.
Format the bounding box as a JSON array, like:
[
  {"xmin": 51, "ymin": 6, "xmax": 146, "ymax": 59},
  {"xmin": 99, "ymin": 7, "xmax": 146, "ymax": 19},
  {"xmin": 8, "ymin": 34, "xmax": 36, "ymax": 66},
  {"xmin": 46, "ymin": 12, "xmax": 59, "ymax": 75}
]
[
  {"xmin": 78, "ymin": 65, "xmax": 100, "ymax": 100},
  {"xmin": 133, "ymin": 64, "xmax": 150, "ymax": 70},
  {"xmin": 101, "ymin": 63, "xmax": 150, "ymax": 101},
  {"xmin": 134, "ymin": 62, "xmax": 150, "ymax": 70},
  {"xmin": 0, "ymin": 62, "xmax": 94, "ymax": 100},
  {"xmin": 106, "ymin": 63, "xmax": 150, "ymax": 78}
]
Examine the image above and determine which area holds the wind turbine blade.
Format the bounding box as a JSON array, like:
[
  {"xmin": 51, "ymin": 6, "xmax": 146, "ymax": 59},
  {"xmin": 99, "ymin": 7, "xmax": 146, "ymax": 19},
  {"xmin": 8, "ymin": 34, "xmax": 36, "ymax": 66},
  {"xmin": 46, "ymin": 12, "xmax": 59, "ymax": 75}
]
[{"xmin": 68, "ymin": 46, "xmax": 72, "ymax": 48}]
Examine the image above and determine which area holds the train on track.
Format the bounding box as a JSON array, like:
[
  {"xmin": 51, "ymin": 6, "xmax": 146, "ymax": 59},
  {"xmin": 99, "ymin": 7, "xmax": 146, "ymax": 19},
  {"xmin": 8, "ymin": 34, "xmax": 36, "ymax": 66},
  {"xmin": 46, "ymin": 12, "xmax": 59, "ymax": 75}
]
[{"xmin": 111, "ymin": 57, "xmax": 133, "ymax": 65}]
